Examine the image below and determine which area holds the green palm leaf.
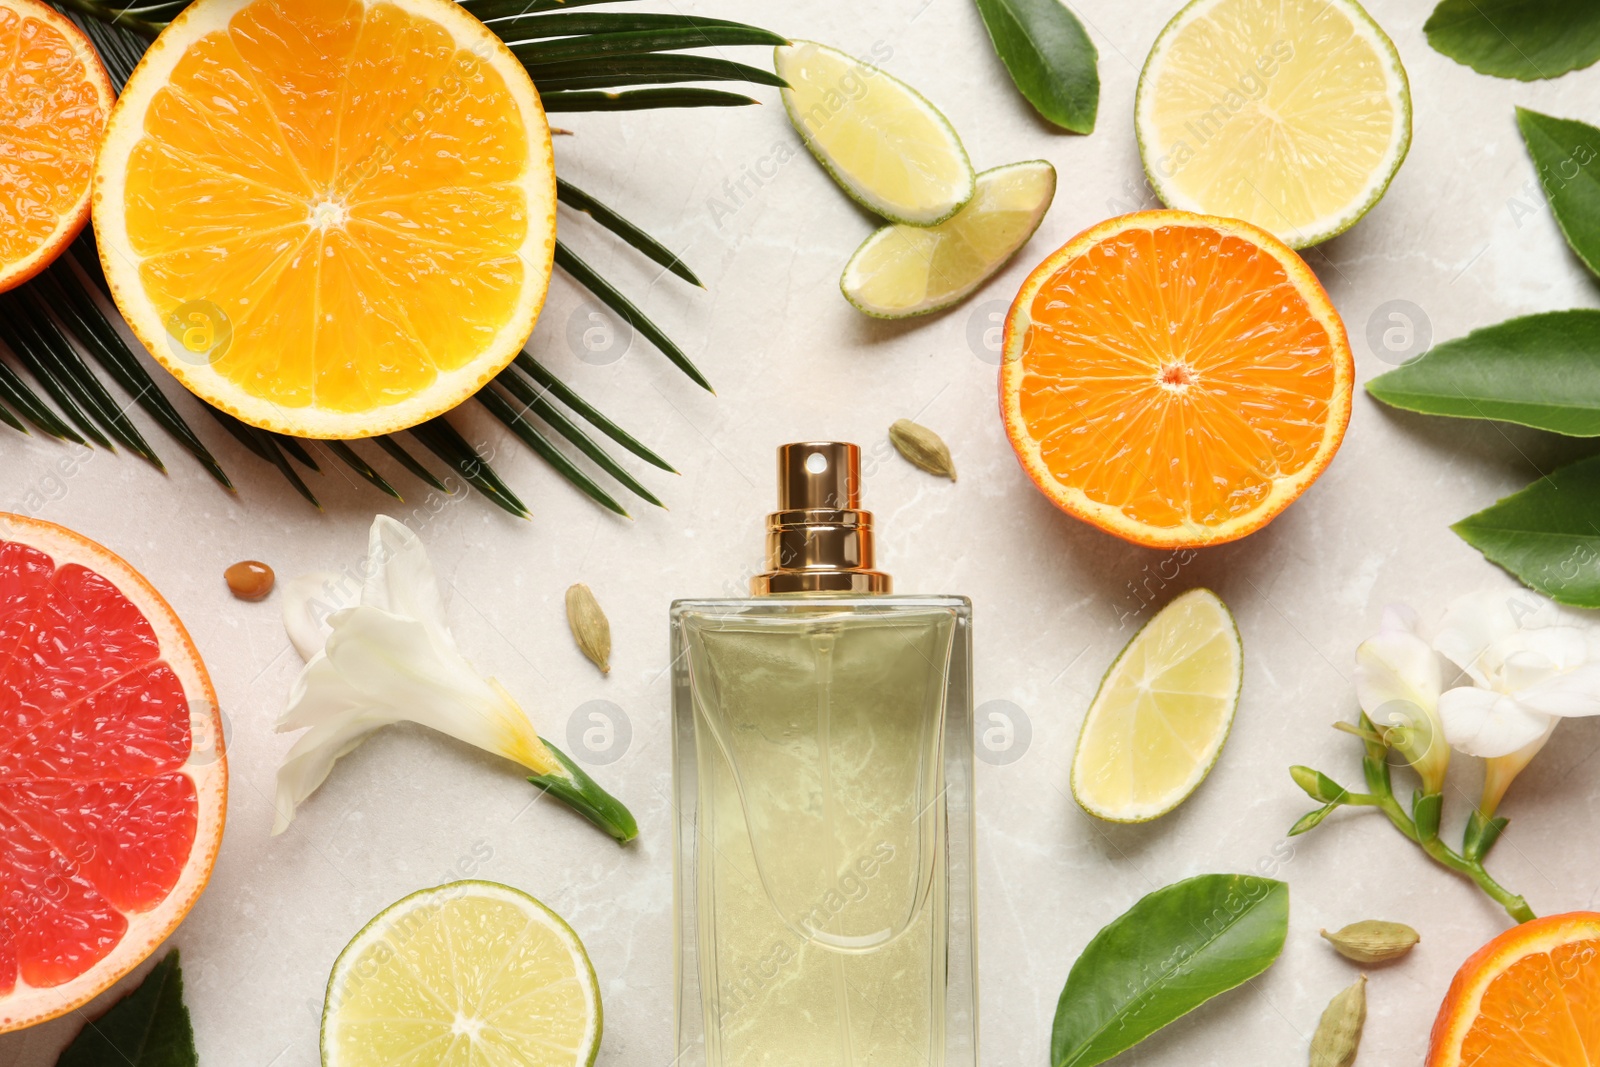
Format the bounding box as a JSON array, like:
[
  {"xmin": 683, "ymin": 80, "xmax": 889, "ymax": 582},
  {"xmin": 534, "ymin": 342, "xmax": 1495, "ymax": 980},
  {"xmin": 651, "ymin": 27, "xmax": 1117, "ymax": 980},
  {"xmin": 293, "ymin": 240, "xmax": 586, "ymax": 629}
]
[
  {"xmin": 529, "ymin": 53, "xmax": 784, "ymax": 94},
  {"xmin": 11, "ymin": 0, "xmax": 780, "ymax": 516},
  {"xmin": 510, "ymin": 25, "xmax": 783, "ymax": 65},
  {"xmin": 557, "ymin": 179, "xmax": 702, "ymax": 286},
  {"xmin": 373, "ymin": 435, "xmax": 448, "ymax": 492},
  {"xmin": 37, "ymin": 256, "xmax": 233, "ymax": 487},
  {"xmin": 543, "ymin": 86, "xmax": 760, "ymax": 111},
  {"xmin": 324, "ymin": 441, "xmax": 403, "ymax": 502}
]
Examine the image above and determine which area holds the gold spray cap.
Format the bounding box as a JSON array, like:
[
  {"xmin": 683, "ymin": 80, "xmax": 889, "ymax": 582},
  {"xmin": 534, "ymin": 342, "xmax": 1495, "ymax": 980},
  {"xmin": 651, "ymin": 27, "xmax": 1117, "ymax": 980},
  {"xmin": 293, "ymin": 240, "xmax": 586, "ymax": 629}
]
[{"xmin": 752, "ymin": 442, "xmax": 892, "ymax": 595}]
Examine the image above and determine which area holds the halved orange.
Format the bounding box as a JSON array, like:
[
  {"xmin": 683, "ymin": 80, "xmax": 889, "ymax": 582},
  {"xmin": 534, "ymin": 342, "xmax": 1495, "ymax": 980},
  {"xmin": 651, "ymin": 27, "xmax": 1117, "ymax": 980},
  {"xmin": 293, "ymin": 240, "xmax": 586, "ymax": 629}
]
[
  {"xmin": 1000, "ymin": 210, "xmax": 1352, "ymax": 548},
  {"xmin": 1428, "ymin": 912, "xmax": 1600, "ymax": 1066},
  {"xmin": 0, "ymin": 0, "xmax": 113, "ymax": 294},
  {"xmin": 0, "ymin": 514, "xmax": 225, "ymax": 1032},
  {"xmin": 93, "ymin": 0, "xmax": 556, "ymax": 439}
]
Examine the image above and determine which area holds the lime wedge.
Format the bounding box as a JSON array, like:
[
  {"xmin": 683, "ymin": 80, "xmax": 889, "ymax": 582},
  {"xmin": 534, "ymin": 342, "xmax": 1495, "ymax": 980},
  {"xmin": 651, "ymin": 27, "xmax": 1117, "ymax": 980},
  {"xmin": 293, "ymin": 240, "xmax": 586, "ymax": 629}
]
[
  {"xmin": 1135, "ymin": 0, "xmax": 1411, "ymax": 248},
  {"xmin": 841, "ymin": 160, "xmax": 1055, "ymax": 318},
  {"xmin": 322, "ymin": 881, "xmax": 602, "ymax": 1067},
  {"xmin": 1072, "ymin": 589, "xmax": 1242, "ymax": 823},
  {"xmin": 777, "ymin": 40, "xmax": 975, "ymax": 226}
]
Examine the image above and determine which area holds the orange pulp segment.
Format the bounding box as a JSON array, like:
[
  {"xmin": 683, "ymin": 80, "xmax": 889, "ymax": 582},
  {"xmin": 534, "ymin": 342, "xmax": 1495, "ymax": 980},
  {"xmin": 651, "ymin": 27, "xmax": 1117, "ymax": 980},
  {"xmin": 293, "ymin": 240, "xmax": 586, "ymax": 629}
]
[
  {"xmin": 0, "ymin": 0, "xmax": 112, "ymax": 293},
  {"xmin": 1000, "ymin": 210, "xmax": 1353, "ymax": 548},
  {"xmin": 93, "ymin": 0, "xmax": 556, "ymax": 438},
  {"xmin": 1429, "ymin": 912, "xmax": 1600, "ymax": 1067}
]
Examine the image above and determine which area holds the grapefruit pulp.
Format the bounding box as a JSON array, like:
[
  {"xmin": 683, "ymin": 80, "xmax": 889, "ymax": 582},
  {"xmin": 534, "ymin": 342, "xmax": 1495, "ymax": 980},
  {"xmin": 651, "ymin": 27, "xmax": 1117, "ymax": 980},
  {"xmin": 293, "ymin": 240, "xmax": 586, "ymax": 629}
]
[{"xmin": 0, "ymin": 514, "xmax": 224, "ymax": 1032}]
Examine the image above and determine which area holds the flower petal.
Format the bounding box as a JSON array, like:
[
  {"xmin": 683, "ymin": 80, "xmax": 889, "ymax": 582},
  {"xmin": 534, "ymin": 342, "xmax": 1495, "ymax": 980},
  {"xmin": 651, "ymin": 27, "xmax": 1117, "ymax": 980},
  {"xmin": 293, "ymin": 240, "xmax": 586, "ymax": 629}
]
[
  {"xmin": 1435, "ymin": 590, "xmax": 1547, "ymax": 684},
  {"xmin": 1438, "ymin": 685, "xmax": 1556, "ymax": 758},
  {"xmin": 271, "ymin": 708, "xmax": 393, "ymax": 835},
  {"xmin": 1355, "ymin": 613, "xmax": 1442, "ymax": 718},
  {"xmin": 278, "ymin": 646, "xmax": 392, "ymax": 732},
  {"xmin": 362, "ymin": 517, "xmax": 452, "ymax": 642},
  {"xmin": 320, "ymin": 606, "xmax": 554, "ymax": 773},
  {"xmin": 280, "ymin": 570, "xmax": 344, "ymax": 663},
  {"xmin": 1482, "ymin": 717, "xmax": 1558, "ymax": 815},
  {"xmin": 1515, "ymin": 660, "xmax": 1600, "ymax": 719},
  {"xmin": 1513, "ymin": 626, "xmax": 1591, "ymax": 673}
]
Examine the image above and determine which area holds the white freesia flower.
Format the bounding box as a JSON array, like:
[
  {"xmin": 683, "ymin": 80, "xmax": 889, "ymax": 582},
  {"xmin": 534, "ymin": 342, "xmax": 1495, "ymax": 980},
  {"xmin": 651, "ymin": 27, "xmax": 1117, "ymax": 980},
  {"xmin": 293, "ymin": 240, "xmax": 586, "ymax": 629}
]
[
  {"xmin": 1353, "ymin": 605, "xmax": 1448, "ymax": 794},
  {"xmin": 1433, "ymin": 590, "xmax": 1600, "ymax": 761},
  {"xmin": 272, "ymin": 516, "xmax": 561, "ymax": 835}
]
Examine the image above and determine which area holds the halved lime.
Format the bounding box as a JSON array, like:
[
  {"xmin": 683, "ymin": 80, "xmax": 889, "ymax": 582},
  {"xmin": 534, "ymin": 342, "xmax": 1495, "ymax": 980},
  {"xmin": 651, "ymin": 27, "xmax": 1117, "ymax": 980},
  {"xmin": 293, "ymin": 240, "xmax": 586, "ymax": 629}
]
[
  {"xmin": 777, "ymin": 41, "xmax": 975, "ymax": 226},
  {"xmin": 1135, "ymin": 0, "xmax": 1411, "ymax": 248},
  {"xmin": 1072, "ymin": 589, "xmax": 1242, "ymax": 823},
  {"xmin": 321, "ymin": 881, "xmax": 602, "ymax": 1067},
  {"xmin": 841, "ymin": 160, "xmax": 1056, "ymax": 318}
]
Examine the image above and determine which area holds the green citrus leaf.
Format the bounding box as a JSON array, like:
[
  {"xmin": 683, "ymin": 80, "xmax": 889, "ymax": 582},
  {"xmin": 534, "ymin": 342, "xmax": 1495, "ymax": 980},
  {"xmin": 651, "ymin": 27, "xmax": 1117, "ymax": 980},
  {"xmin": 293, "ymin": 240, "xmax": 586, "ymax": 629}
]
[
  {"xmin": 1517, "ymin": 108, "xmax": 1600, "ymax": 276},
  {"xmin": 56, "ymin": 952, "xmax": 197, "ymax": 1067},
  {"xmin": 1425, "ymin": 0, "xmax": 1600, "ymax": 81},
  {"xmin": 974, "ymin": 0, "xmax": 1098, "ymax": 134},
  {"xmin": 1453, "ymin": 454, "xmax": 1600, "ymax": 608},
  {"xmin": 1051, "ymin": 874, "xmax": 1288, "ymax": 1067},
  {"xmin": 1366, "ymin": 310, "xmax": 1600, "ymax": 434}
]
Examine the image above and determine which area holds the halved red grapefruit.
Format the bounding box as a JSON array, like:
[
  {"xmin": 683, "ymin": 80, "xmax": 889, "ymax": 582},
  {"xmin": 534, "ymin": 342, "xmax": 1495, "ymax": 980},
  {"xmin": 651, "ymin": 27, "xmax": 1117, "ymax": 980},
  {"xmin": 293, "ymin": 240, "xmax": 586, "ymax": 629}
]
[{"xmin": 0, "ymin": 514, "xmax": 225, "ymax": 1032}]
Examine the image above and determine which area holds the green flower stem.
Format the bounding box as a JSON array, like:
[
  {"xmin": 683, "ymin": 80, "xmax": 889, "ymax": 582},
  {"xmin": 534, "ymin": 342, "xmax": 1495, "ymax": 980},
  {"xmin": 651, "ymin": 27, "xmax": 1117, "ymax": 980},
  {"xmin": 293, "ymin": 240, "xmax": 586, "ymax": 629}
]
[
  {"xmin": 1336, "ymin": 790, "xmax": 1419, "ymax": 841},
  {"xmin": 1291, "ymin": 720, "xmax": 1536, "ymax": 924},
  {"xmin": 1415, "ymin": 833, "xmax": 1535, "ymax": 923},
  {"xmin": 529, "ymin": 742, "xmax": 638, "ymax": 844}
]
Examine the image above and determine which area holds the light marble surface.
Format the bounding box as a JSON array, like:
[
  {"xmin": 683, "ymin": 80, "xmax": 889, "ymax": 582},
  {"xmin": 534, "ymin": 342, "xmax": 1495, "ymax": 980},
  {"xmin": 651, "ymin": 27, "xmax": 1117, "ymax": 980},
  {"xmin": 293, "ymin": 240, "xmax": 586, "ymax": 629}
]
[{"xmin": 6, "ymin": 1, "xmax": 1600, "ymax": 1064}]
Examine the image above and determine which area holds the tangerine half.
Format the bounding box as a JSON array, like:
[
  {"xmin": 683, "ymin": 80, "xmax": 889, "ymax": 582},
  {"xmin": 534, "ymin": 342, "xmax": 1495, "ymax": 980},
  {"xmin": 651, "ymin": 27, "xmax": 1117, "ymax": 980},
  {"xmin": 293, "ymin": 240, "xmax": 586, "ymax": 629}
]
[
  {"xmin": 1429, "ymin": 912, "xmax": 1600, "ymax": 1067},
  {"xmin": 1000, "ymin": 210, "xmax": 1353, "ymax": 548}
]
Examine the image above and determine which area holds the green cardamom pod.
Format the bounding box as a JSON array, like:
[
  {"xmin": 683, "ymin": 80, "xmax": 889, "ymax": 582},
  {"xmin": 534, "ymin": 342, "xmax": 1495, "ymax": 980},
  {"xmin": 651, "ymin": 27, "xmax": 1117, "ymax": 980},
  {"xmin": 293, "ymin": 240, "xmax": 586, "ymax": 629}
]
[
  {"xmin": 565, "ymin": 583, "xmax": 611, "ymax": 674},
  {"xmin": 889, "ymin": 419, "xmax": 956, "ymax": 481},
  {"xmin": 1309, "ymin": 974, "xmax": 1366, "ymax": 1067},
  {"xmin": 1321, "ymin": 920, "xmax": 1419, "ymax": 964}
]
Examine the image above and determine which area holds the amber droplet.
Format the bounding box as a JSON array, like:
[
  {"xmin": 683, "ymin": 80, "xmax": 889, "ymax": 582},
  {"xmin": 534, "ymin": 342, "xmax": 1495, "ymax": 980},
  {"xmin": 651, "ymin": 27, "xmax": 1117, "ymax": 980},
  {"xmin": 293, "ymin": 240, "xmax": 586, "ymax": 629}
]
[{"xmin": 225, "ymin": 560, "xmax": 275, "ymax": 601}]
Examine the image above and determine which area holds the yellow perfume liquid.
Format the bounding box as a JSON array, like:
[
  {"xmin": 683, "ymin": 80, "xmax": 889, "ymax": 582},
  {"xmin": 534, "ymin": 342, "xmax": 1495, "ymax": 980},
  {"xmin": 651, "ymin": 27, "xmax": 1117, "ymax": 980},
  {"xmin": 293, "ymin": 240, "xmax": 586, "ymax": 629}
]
[{"xmin": 672, "ymin": 443, "xmax": 976, "ymax": 1067}]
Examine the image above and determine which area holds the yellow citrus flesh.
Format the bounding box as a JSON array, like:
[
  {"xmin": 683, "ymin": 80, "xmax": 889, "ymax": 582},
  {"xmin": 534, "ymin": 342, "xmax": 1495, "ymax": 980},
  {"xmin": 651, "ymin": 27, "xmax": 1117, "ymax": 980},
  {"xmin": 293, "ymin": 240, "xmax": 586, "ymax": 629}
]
[
  {"xmin": 842, "ymin": 160, "xmax": 1055, "ymax": 318},
  {"xmin": 1072, "ymin": 589, "xmax": 1241, "ymax": 823},
  {"xmin": 322, "ymin": 882, "xmax": 601, "ymax": 1067},
  {"xmin": 0, "ymin": 0, "xmax": 112, "ymax": 293},
  {"xmin": 93, "ymin": 0, "xmax": 556, "ymax": 438},
  {"xmin": 777, "ymin": 40, "xmax": 974, "ymax": 226},
  {"xmin": 1136, "ymin": 0, "xmax": 1410, "ymax": 248}
]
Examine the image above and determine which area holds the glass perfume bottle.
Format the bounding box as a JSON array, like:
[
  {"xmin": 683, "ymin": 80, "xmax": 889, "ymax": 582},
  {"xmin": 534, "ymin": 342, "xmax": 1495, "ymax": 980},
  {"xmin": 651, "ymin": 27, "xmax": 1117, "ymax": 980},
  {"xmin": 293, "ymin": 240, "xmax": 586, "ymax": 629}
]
[{"xmin": 671, "ymin": 442, "xmax": 976, "ymax": 1067}]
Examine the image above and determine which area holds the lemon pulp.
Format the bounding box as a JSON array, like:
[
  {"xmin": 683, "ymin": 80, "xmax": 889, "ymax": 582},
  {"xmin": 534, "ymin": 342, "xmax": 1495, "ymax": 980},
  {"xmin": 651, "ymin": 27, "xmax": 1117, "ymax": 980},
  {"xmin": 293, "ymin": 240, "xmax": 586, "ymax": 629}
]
[
  {"xmin": 777, "ymin": 40, "xmax": 973, "ymax": 226},
  {"xmin": 1136, "ymin": 0, "xmax": 1410, "ymax": 248},
  {"xmin": 842, "ymin": 160, "xmax": 1055, "ymax": 318},
  {"xmin": 321, "ymin": 881, "xmax": 601, "ymax": 1067},
  {"xmin": 1072, "ymin": 589, "xmax": 1242, "ymax": 822}
]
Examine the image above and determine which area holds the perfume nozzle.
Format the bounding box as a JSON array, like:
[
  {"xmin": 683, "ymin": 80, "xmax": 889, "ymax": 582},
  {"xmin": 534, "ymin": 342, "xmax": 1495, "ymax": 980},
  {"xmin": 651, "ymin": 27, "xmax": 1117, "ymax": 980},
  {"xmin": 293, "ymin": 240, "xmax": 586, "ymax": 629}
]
[
  {"xmin": 754, "ymin": 442, "xmax": 891, "ymax": 595},
  {"xmin": 777, "ymin": 441, "xmax": 860, "ymax": 510}
]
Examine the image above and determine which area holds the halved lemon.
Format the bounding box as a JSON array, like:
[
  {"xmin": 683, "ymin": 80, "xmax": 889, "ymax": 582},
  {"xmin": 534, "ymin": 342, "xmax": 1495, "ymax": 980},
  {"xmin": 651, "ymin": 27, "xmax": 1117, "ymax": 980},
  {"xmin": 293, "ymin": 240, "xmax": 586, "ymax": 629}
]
[
  {"xmin": 322, "ymin": 881, "xmax": 602, "ymax": 1067},
  {"xmin": 842, "ymin": 160, "xmax": 1055, "ymax": 318},
  {"xmin": 93, "ymin": 0, "xmax": 556, "ymax": 439},
  {"xmin": 1135, "ymin": 0, "xmax": 1411, "ymax": 248},
  {"xmin": 1071, "ymin": 589, "xmax": 1242, "ymax": 823},
  {"xmin": 778, "ymin": 40, "xmax": 974, "ymax": 226}
]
